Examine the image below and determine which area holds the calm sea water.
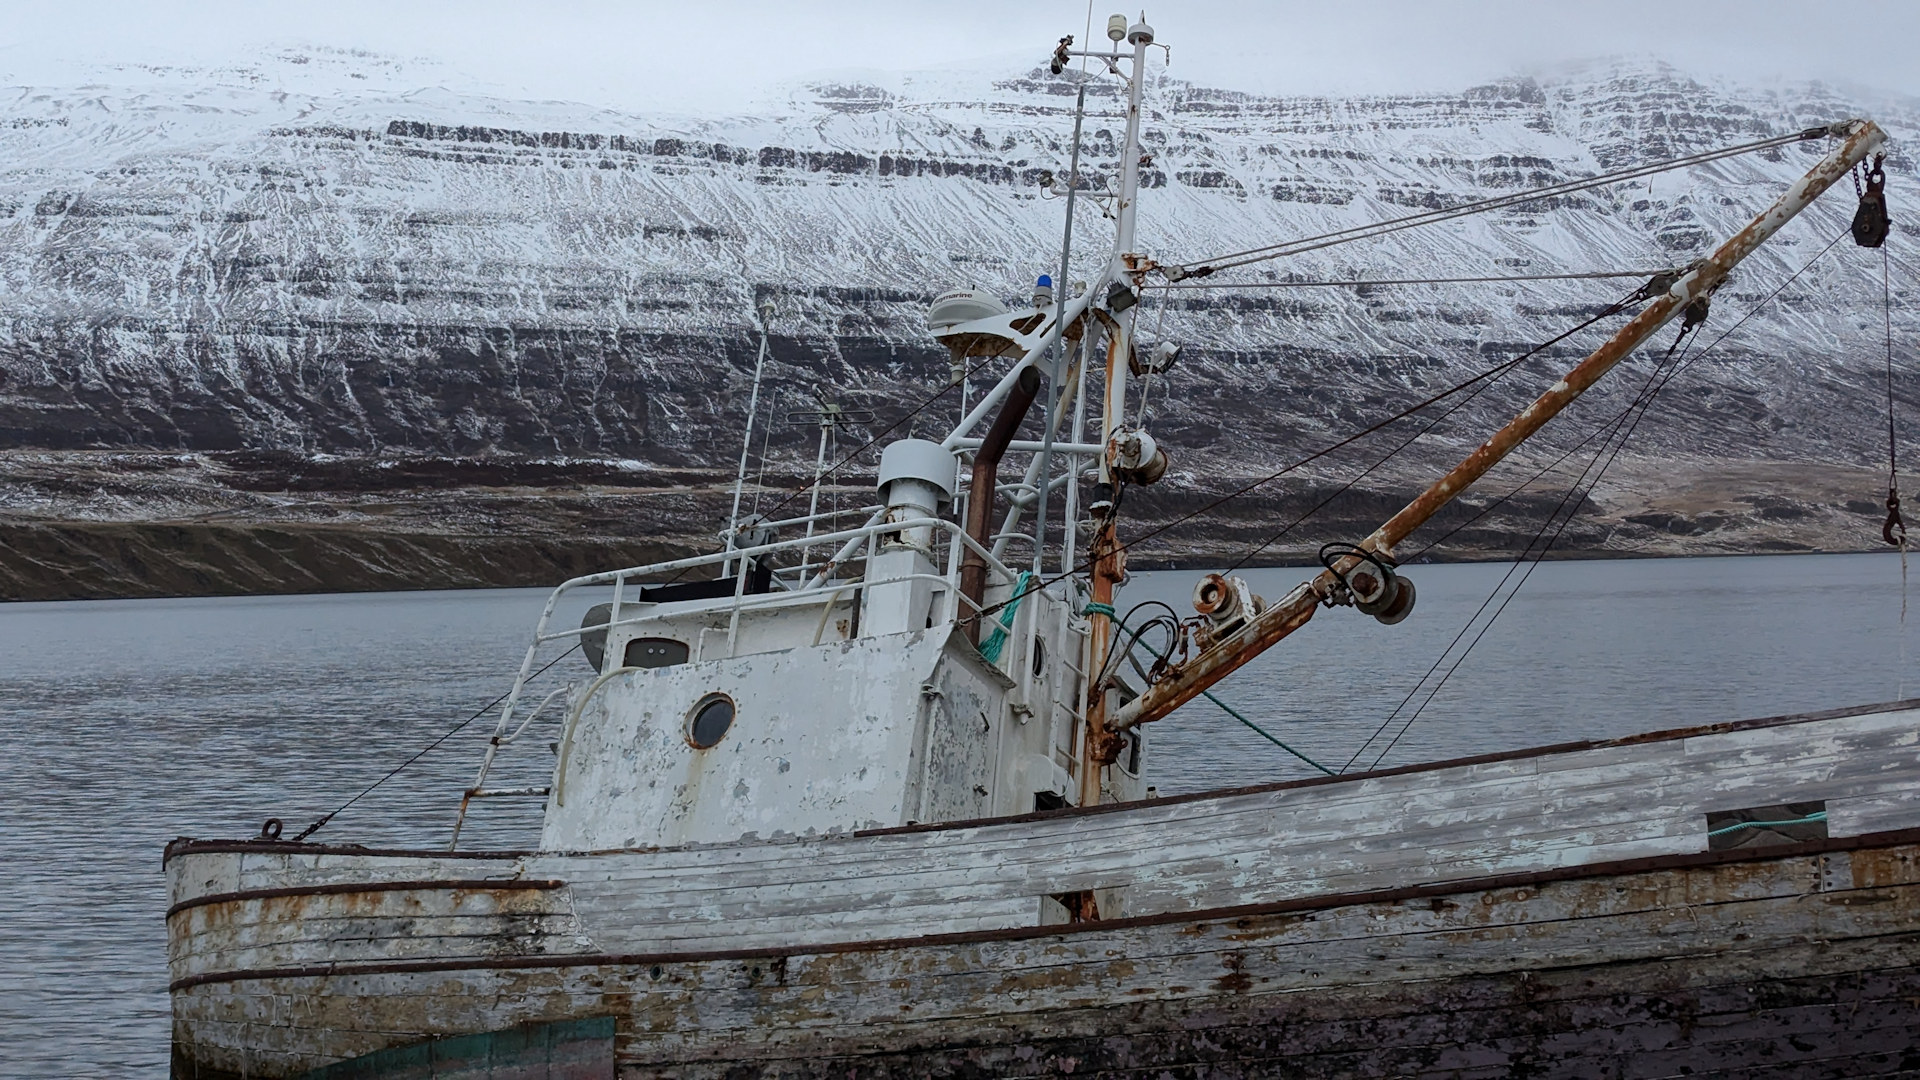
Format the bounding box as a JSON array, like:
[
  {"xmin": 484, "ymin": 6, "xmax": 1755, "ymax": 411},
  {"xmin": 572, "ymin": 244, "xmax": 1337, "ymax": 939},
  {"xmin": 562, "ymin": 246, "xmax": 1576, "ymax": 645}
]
[{"xmin": 3, "ymin": 552, "xmax": 1916, "ymax": 1076}]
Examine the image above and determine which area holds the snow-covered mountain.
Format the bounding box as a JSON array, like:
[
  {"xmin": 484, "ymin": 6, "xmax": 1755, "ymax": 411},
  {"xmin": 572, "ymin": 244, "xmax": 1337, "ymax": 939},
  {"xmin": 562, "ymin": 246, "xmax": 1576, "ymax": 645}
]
[{"xmin": 0, "ymin": 46, "xmax": 1913, "ymax": 479}]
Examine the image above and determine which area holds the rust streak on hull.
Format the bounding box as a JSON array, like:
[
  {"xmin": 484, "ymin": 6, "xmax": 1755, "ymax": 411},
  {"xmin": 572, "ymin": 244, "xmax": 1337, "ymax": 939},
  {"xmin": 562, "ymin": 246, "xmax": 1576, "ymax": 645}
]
[
  {"xmin": 169, "ymin": 824, "xmax": 1920, "ymax": 991},
  {"xmin": 167, "ymin": 878, "xmax": 563, "ymax": 919},
  {"xmin": 170, "ymin": 835, "xmax": 1920, "ymax": 1078}
]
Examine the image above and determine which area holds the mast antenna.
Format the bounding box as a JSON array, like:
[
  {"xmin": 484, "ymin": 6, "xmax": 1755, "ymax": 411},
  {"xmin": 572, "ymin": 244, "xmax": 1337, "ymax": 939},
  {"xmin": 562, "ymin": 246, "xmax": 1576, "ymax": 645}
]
[{"xmin": 726, "ymin": 297, "xmax": 777, "ymax": 573}]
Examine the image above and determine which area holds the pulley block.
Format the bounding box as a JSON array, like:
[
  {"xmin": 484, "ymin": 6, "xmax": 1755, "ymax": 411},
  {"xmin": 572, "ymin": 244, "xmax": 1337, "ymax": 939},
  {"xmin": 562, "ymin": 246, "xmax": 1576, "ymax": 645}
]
[
  {"xmin": 1321, "ymin": 542, "xmax": 1419, "ymax": 626},
  {"xmin": 1853, "ymin": 153, "xmax": 1891, "ymax": 249}
]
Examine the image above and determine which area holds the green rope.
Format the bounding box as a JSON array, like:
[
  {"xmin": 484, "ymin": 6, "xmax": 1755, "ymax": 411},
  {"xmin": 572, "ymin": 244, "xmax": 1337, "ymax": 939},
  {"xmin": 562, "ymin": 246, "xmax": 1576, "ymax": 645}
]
[
  {"xmin": 979, "ymin": 572, "xmax": 1035, "ymax": 664},
  {"xmin": 1707, "ymin": 811, "xmax": 1827, "ymax": 838},
  {"xmin": 1202, "ymin": 690, "xmax": 1336, "ymax": 776},
  {"xmin": 1090, "ymin": 607, "xmax": 1328, "ymax": 772}
]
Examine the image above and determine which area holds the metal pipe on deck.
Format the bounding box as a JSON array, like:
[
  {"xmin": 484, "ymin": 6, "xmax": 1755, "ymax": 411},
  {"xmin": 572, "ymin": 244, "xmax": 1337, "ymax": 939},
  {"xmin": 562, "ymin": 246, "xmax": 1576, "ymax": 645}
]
[{"xmin": 961, "ymin": 366, "xmax": 1042, "ymax": 642}]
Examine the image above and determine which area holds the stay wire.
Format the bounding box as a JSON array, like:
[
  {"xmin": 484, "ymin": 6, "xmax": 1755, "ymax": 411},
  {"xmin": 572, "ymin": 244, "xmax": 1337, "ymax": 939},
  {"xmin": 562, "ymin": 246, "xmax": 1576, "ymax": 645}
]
[
  {"xmin": 291, "ymin": 644, "xmax": 580, "ymax": 841},
  {"xmin": 972, "ymin": 296, "xmax": 1646, "ymax": 623},
  {"xmin": 754, "ymin": 349, "xmax": 1014, "ymax": 525},
  {"xmin": 1175, "ymin": 127, "xmax": 1834, "ymax": 277},
  {"xmin": 1885, "ymin": 243, "xmax": 1909, "ymax": 696},
  {"xmin": 748, "ymin": 386, "xmax": 784, "ymax": 518},
  {"xmin": 1888, "ymin": 243, "xmax": 1900, "ymax": 492},
  {"xmin": 1220, "ymin": 287, "xmax": 1646, "ymax": 574},
  {"xmin": 1363, "ymin": 329, "xmax": 1698, "ymax": 772},
  {"xmin": 1352, "ymin": 228, "xmax": 1851, "ymax": 770},
  {"xmin": 1409, "ymin": 230, "xmax": 1853, "ymax": 560},
  {"xmin": 1222, "ymin": 377, "xmax": 1499, "ymax": 575},
  {"xmin": 1340, "ymin": 334, "xmax": 1691, "ymax": 773},
  {"xmin": 1154, "ymin": 269, "xmax": 1675, "ymax": 291}
]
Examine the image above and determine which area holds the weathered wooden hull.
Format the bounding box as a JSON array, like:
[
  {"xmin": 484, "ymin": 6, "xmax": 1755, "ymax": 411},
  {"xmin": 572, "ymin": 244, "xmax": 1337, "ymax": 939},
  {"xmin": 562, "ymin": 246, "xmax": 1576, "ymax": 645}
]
[{"xmin": 168, "ymin": 701, "xmax": 1920, "ymax": 1078}]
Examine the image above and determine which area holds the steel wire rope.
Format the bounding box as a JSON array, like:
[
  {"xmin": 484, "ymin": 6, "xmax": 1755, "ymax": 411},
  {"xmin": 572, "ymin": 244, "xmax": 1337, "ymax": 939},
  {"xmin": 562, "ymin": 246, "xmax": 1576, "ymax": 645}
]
[
  {"xmin": 1219, "ymin": 286, "xmax": 1647, "ymax": 573},
  {"xmin": 1403, "ymin": 232, "xmax": 1854, "ymax": 560},
  {"xmin": 1154, "ymin": 269, "xmax": 1676, "ymax": 290},
  {"xmin": 1348, "ymin": 228, "xmax": 1852, "ymax": 772},
  {"xmin": 747, "ymin": 385, "xmax": 786, "ymax": 519},
  {"xmin": 753, "ymin": 348, "xmax": 1021, "ymax": 526},
  {"xmin": 1135, "ymin": 276, "xmax": 1175, "ymax": 429},
  {"xmin": 291, "ymin": 644, "xmax": 580, "ymax": 841},
  {"xmin": 1349, "ymin": 329, "xmax": 1700, "ymax": 775},
  {"xmin": 1101, "ymin": 298, "xmax": 1639, "ymax": 559},
  {"xmin": 1171, "ymin": 127, "xmax": 1839, "ymax": 277},
  {"xmin": 1881, "ymin": 242, "xmax": 1909, "ymax": 697},
  {"xmin": 970, "ymin": 297, "xmax": 1656, "ymax": 623},
  {"xmin": 1365, "ymin": 235, "xmax": 1847, "ymax": 768},
  {"xmin": 1365, "ymin": 329, "xmax": 1699, "ymax": 771}
]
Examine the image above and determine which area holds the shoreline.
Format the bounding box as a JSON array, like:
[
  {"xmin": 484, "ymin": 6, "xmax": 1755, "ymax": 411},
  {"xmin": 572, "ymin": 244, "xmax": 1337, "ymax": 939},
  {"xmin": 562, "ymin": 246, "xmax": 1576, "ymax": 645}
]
[
  {"xmin": 0, "ymin": 515, "xmax": 1893, "ymax": 604},
  {"xmin": 2, "ymin": 450, "xmax": 1898, "ymax": 602}
]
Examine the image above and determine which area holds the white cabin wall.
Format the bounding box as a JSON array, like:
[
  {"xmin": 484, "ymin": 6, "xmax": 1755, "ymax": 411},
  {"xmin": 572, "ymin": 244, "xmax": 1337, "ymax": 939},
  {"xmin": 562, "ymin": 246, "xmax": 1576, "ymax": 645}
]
[
  {"xmin": 542, "ymin": 629, "xmax": 952, "ymax": 849},
  {"xmin": 910, "ymin": 643, "xmax": 1013, "ymax": 823},
  {"xmin": 550, "ymin": 558, "xmax": 1106, "ymax": 845}
]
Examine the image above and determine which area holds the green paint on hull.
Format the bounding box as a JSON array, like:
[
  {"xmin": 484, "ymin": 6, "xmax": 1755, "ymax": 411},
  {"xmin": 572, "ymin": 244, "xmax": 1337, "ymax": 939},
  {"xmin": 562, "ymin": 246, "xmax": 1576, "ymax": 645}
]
[{"xmin": 298, "ymin": 1017, "xmax": 615, "ymax": 1080}]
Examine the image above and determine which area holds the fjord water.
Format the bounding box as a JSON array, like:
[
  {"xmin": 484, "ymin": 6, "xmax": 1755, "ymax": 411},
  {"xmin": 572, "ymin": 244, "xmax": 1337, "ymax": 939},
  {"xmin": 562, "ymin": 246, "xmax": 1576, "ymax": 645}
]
[{"xmin": 4, "ymin": 553, "xmax": 1916, "ymax": 1076}]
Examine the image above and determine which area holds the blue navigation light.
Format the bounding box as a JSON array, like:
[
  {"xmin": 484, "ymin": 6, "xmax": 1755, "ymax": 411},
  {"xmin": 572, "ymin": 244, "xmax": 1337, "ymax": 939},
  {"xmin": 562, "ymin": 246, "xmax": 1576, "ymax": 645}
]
[{"xmin": 1036, "ymin": 274, "xmax": 1053, "ymax": 288}]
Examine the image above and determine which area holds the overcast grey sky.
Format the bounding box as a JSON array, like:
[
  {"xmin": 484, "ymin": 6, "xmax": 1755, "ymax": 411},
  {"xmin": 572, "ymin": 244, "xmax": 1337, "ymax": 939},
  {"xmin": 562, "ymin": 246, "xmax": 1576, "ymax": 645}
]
[{"xmin": 2, "ymin": 1, "xmax": 1916, "ymax": 112}]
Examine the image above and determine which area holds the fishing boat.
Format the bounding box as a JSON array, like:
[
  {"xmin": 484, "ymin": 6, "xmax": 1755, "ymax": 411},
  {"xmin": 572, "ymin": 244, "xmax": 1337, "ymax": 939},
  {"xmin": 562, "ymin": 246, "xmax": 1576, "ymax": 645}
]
[{"xmin": 165, "ymin": 16, "xmax": 1919, "ymax": 1078}]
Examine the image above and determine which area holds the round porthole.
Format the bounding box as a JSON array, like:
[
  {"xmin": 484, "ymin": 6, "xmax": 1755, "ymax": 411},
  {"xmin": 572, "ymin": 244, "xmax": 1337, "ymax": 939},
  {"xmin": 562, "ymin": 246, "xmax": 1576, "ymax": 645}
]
[{"xmin": 687, "ymin": 693, "xmax": 735, "ymax": 749}]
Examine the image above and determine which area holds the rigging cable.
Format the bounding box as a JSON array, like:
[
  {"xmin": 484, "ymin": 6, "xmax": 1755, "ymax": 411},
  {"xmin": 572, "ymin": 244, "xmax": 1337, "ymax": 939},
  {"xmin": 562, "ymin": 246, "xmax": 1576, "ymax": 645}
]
[
  {"xmin": 1347, "ymin": 228, "xmax": 1852, "ymax": 771},
  {"xmin": 1355, "ymin": 326, "xmax": 1701, "ymax": 774},
  {"xmin": 1154, "ymin": 269, "xmax": 1675, "ymax": 290},
  {"xmin": 971, "ymin": 295, "xmax": 1662, "ymax": 623},
  {"xmin": 1406, "ymin": 231, "xmax": 1853, "ymax": 561},
  {"xmin": 754, "ymin": 347, "xmax": 1017, "ymax": 525},
  {"xmin": 1221, "ymin": 284, "xmax": 1649, "ymax": 573},
  {"xmin": 1170, "ymin": 126, "xmax": 1841, "ymax": 278},
  {"xmin": 290, "ymin": 644, "xmax": 580, "ymax": 841},
  {"xmin": 1881, "ymin": 242, "xmax": 1908, "ymax": 696},
  {"xmin": 747, "ymin": 386, "xmax": 785, "ymax": 519},
  {"xmin": 1113, "ymin": 292, "xmax": 1650, "ymax": 564}
]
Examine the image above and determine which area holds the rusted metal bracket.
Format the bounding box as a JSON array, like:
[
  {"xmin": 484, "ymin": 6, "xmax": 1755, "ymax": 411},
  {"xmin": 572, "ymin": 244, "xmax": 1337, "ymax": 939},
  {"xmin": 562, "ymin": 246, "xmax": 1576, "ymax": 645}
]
[{"xmin": 1108, "ymin": 119, "xmax": 1890, "ymax": 738}]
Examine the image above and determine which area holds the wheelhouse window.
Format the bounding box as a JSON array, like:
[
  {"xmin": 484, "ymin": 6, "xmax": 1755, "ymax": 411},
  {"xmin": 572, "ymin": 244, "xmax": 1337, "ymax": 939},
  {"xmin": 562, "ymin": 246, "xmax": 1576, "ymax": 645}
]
[{"xmin": 625, "ymin": 637, "xmax": 689, "ymax": 669}]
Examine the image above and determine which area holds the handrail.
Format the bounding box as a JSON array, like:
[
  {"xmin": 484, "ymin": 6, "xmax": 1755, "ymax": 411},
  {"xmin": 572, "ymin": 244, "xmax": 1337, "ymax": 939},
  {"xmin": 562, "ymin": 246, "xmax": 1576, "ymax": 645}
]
[
  {"xmin": 460, "ymin": 513, "xmax": 1023, "ymax": 845},
  {"xmin": 743, "ymin": 502, "xmax": 886, "ymax": 534},
  {"xmin": 550, "ymin": 570, "xmax": 987, "ymax": 647},
  {"xmin": 543, "ymin": 515, "xmax": 1012, "ymax": 597}
]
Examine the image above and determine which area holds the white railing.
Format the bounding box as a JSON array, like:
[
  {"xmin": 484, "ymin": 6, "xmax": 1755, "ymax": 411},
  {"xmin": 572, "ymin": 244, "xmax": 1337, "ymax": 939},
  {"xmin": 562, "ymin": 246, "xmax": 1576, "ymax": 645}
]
[{"xmin": 448, "ymin": 513, "xmax": 1023, "ymax": 848}]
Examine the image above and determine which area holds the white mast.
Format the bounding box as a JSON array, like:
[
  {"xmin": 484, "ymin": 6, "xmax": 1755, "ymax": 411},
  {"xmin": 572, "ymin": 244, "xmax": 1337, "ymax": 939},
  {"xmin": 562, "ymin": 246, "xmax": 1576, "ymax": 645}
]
[
  {"xmin": 1097, "ymin": 14, "xmax": 1153, "ymax": 493},
  {"xmin": 1077, "ymin": 12, "xmax": 1156, "ymax": 806}
]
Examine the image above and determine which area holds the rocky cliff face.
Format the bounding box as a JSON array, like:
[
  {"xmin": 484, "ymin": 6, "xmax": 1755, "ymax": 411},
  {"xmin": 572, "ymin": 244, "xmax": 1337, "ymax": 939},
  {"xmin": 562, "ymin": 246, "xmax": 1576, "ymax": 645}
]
[{"xmin": 0, "ymin": 49, "xmax": 1915, "ymax": 595}]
